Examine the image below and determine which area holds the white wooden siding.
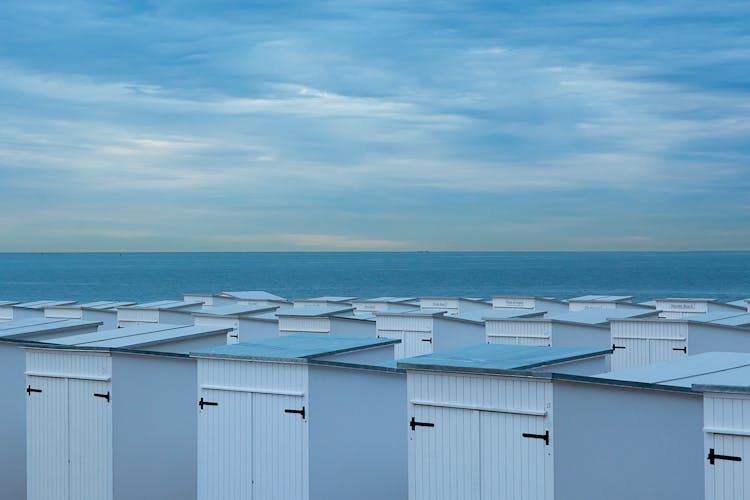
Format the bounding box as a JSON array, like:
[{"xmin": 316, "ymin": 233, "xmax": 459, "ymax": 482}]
[
  {"xmin": 251, "ymin": 393, "xmax": 306, "ymax": 500},
  {"xmin": 197, "ymin": 360, "xmax": 309, "ymax": 500},
  {"xmin": 492, "ymin": 298, "xmax": 535, "ymax": 309},
  {"xmin": 480, "ymin": 411, "xmax": 552, "ymax": 500},
  {"xmin": 26, "ymin": 349, "xmax": 112, "ymax": 380},
  {"xmin": 409, "ymin": 405, "xmax": 480, "ymax": 500},
  {"xmin": 27, "ymin": 376, "xmax": 69, "ymax": 500},
  {"xmin": 408, "ymin": 372, "xmax": 553, "ymax": 500},
  {"xmin": 45, "ymin": 307, "xmax": 83, "ymax": 320},
  {"xmin": 117, "ymin": 309, "xmax": 159, "ymax": 324},
  {"xmin": 486, "ymin": 320, "xmax": 552, "ymax": 346},
  {"xmin": 68, "ymin": 379, "xmax": 112, "ymax": 500},
  {"xmin": 278, "ymin": 317, "xmax": 330, "ymax": 335},
  {"xmin": 704, "ymin": 393, "xmax": 750, "ymax": 500},
  {"xmin": 611, "ymin": 322, "xmax": 687, "ymax": 370},
  {"xmin": 198, "ymin": 389, "xmax": 253, "ymax": 500}
]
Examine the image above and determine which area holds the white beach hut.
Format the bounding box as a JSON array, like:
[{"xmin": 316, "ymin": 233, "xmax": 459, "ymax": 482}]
[
  {"xmin": 277, "ymin": 306, "xmax": 376, "ymax": 338},
  {"xmin": 486, "ymin": 308, "xmax": 657, "ymax": 354},
  {"xmin": 350, "ymin": 297, "xmax": 418, "ymax": 315},
  {"xmin": 727, "ymin": 298, "xmax": 750, "ymax": 312},
  {"xmin": 190, "ymin": 334, "xmax": 405, "ymax": 500},
  {"xmin": 610, "ymin": 315, "xmax": 750, "ymax": 370},
  {"xmin": 654, "ymin": 298, "xmax": 746, "ymax": 319},
  {"xmin": 117, "ymin": 299, "xmax": 204, "ymax": 327},
  {"xmin": 377, "ymin": 309, "xmax": 545, "ymax": 359},
  {"xmin": 221, "ymin": 290, "xmax": 290, "ymax": 308},
  {"xmin": 567, "ymin": 295, "xmax": 653, "ymax": 312},
  {"xmin": 491, "ymin": 296, "xmax": 569, "ymax": 315},
  {"xmin": 192, "ymin": 304, "xmax": 280, "ymax": 344},
  {"xmin": 400, "ymin": 348, "xmax": 750, "ymax": 500},
  {"xmin": 0, "ymin": 318, "xmax": 103, "ymax": 500},
  {"xmin": 399, "ymin": 344, "xmax": 612, "ymax": 500},
  {"xmin": 418, "ymin": 297, "xmax": 490, "ymax": 316},
  {"xmin": 25, "ymin": 323, "xmax": 233, "ymax": 500},
  {"xmin": 0, "ymin": 300, "xmax": 77, "ymax": 321},
  {"xmin": 44, "ymin": 301, "xmax": 135, "ymax": 330},
  {"xmin": 293, "ymin": 296, "xmax": 358, "ymax": 308},
  {"xmin": 184, "ymin": 293, "xmax": 239, "ymax": 307}
]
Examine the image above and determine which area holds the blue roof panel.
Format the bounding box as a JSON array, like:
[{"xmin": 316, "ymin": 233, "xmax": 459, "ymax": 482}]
[
  {"xmin": 190, "ymin": 334, "xmax": 398, "ymax": 362},
  {"xmin": 397, "ymin": 344, "xmax": 610, "ymax": 373}
]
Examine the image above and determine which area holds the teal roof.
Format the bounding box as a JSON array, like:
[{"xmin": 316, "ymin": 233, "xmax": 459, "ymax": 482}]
[
  {"xmin": 80, "ymin": 325, "xmax": 231, "ymax": 349},
  {"xmin": 190, "ymin": 334, "xmax": 398, "ymax": 362},
  {"xmin": 221, "ymin": 290, "xmax": 288, "ymax": 302},
  {"xmin": 277, "ymin": 305, "xmax": 354, "ymax": 317},
  {"xmin": 0, "ymin": 319, "xmax": 101, "ymax": 339},
  {"xmin": 51, "ymin": 324, "xmax": 184, "ymax": 345},
  {"xmin": 595, "ymin": 352, "xmax": 750, "ymax": 390},
  {"xmin": 193, "ymin": 304, "xmax": 278, "ymax": 317},
  {"xmin": 397, "ymin": 344, "xmax": 610, "ymax": 374}
]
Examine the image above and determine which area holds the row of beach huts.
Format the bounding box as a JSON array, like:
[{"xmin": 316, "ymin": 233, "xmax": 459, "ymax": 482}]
[{"xmin": 1, "ymin": 292, "xmax": 750, "ymax": 499}]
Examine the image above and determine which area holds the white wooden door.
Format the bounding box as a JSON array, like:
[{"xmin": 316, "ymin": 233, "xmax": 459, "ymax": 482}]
[
  {"xmin": 480, "ymin": 412, "xmax": 553, "ymax": 500},
  {"xmin": 198, "ymin": 389, "xmax": 253, "ymax": 500},
  {"xmin": 409, "ymin": 405, "xmax": 480, "ymax": 500},
  {"xmin": 251, "ymin": 394, "xmax": 306, "ymax": 500},
  {"xmin": 648, "ymin": 338, "xmax": 687, "ymax": 364},
  {"xmin": 610, "ymin": 337, "xmax": 648, "ymax": 370},
  {"xmin": 404, "ymin": 330, "xmax": 434, "ymax": 358},
  {"xmin": 706, "ymin": 433, "xmax": 750, "ymax": 500},
  {"xmin": 27, "ymin": 376, "xmax": 68, "ymax": 500},
  {"xmin": 68, "ymin": 379, "xmax": 113, "ymax": 500}
]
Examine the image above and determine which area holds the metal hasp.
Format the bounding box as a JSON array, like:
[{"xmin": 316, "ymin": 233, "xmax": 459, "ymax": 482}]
[
  {"xmin": 421, "ymin": 338, "xmax": 433, "ymax": 344},
  {"xmin": 708, "ymin": 448, "xmax": 742, "ymax": 465},
  {"xmin": 410, "ymin": 416, "xmax": 435, "ymax": 431},
  {"xmin": 612, "ymin": 344, "xmax": 626, "ymax": 350},
  {"xmin": 672, "ymin": 347, "xmax": 687, "ymax": 353},
  {"xmin": 94, "ymin": 391, "xmax": 111, "ymax": 403},
  {"xmin": 199, "ymin": 397, "xmax": 218, "ymax": 410},
  {"xmin": 522, "ymin": 430, "xmax": 550, "ymax": 446},
  {"xmin": 284, "ymin": 406, "xmax": 306, "ymax": 419},
  {"xmin": 26, "ymin": 385, "xmax": 42, "ymax": 396}
]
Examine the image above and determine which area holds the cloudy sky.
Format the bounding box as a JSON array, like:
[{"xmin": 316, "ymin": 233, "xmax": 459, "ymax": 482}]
[{"xmin": 1, "ymin": 1, "xmax": 748, "ymax": 251}]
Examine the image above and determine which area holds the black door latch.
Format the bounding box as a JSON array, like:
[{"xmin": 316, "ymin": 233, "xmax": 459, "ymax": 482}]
[
  {"xmin": 410, "ymin": 416, "xmax": 435, "ymax": 431},
  {"xmin": 672, "ymin": 346, "xmax": 687, "ymax": 353},
  {"xmin": 26, "ymin": 385, "xmax": 42, "ymax": 396},
  {"xmin": 522, "ymin": 430, "xmax": 550, "ymax": 446},
  {"xmin": 708, "ymin": 448, "xmax": 742, "ymax": 465},
  {"xmin": 285, "ymin": 406, "xmax": 306, "ymax": 419},
  {"xmin": 94, "ymin": 391, "xmax": 110, "ymax": 402},
  {"xmin": 199, "ymin": 397, "xmax": 218, "ymax": 409}
]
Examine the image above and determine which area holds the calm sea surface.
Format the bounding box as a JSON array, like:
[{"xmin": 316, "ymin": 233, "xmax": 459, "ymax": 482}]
[{"xmin": 0, "ymin": 252, "xmax": 748, "ymax": 304}]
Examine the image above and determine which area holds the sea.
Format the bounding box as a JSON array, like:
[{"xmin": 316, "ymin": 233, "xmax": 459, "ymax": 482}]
[{"xmin": 0, "ymin": 252, "xmax": 748, "ymax": 304}]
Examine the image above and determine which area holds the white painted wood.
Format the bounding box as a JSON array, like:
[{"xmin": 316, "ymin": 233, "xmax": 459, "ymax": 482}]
[
  {"xmin": 252, "ymin": 393, "xmax": 306, "ymax": 500},
  {"xmin": 409, "ymin": 405, "xmax": 480, "ymax": 500},
  {"xmin": 27, "ymin": 376, "xmax": 68, "ymax": 500},
  {"xmin": 279, "ymin": 317, "xmax": 330, "ymax": 335},
  {"xmin": 611, "ymin": 321, "xmax": 687, "ymax": 369},
  {"xmin": 403, "ymin": 330, "xmax": 434, "ymax": 358},
  {"xmin": 705, "ymin": 433, "xmax": 749, "ymax": 500},
  {"xmin": 480, "ymin": 411, "xmax": 552, "ymax": 500},
  {"xmin": 68, "ymin": 379, "xmax": 112, "ymax": 500},
  {"xmin": 197, "ymin": 388, "xmax": 254, "ymax": 500},
  {"xmin": 486, "ymin": 320, "xmax": 552, "ymax": 346},
  {"xmin": 378, "ymin": 330, "xmax": 406, "ymax": 358}
]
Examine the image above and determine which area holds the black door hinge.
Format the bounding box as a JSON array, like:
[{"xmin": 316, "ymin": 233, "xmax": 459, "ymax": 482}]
[
  {"xmin": 522, "ymin": 430, "xmax": 550, "ymax": 446},
  {"xmin": 612, "ymin": 344, "xmax": 626, "ymax": 350},
  {"xmin": 708, "ymin": 448, "xmax": 742, "ymax": 465},
  {"xmin": 672, "ymin": 346, "xmax": 687, "ymax": 353},
  {"xmin": 410, "ymin": 416, "xmax": 435, "ymax": 431},
  {"xmin": 26, "ymin": 385, "xmax": 42, "ymax": 396},
  {"xmin": 199, "ymin": 397, "xmax": 218, "ymax": 410},
  {"xmin": 94, "ymin": 391, "xmax": 110, "ymax": 402},
  {"xmin": 421, "ymin": 338, "xmax": 432, "ymax": 343},
  {"xmin": 229, "ymin": 334, "xmax": 239, "ymax": 339},
  {"xmin": 285, "ymin": 406, "xmax": 306, "ymax": 419}
]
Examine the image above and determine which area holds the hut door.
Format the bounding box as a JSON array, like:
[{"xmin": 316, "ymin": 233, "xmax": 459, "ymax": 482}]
[
  {"xmin": 251, "ymin": 393, "xmax": 305, "ymax": 500},
  {"xmin": 27, "ymin": 376, "xmax": 69, "ymax": 500},
  {"xmin": 197, "ymin": 389, "xmax": 253, "ymax": 500},
  {"xmin": 480, "ymin": 411, "xmax": 553, "ymax": 500},
  {"xmin": 648, "ymin": 338, "xmax": 687, "ymax": 364},
  {"xmin": 404, "ymin": 330, "xmax": 433, "ymax": 358},
  {"xmin": 68, "ymin": 379, "xmax": 113, "ymax": 500},
  {"xmin": 706, "ymin": 433, "xmax": 749, "ymax": 500},
  {"xmin": 610, "ymin": 337, "xmax": 647, "ymax": 370},
  {"xmin": 409, "ymin": 405, "xmax": 480, "ymax": 500},
  {"xmin": 377, "ymin": 330, "xmax": 405, "ymax": 358}
]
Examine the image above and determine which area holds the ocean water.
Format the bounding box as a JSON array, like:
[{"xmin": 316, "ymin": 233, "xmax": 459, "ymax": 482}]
[{"xmin": 0, "ymin": 252, "xmax": 748, "ymax": 304}]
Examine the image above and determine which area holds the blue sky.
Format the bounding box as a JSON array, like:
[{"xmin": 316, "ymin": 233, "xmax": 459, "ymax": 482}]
[{"xmin": 0, "ymin": 1, "xmax": 748, "ymax": 251}]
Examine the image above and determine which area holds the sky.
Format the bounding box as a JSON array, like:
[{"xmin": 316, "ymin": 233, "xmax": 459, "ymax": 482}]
[{"xmin": 0, "ymin": 1, "xmax": 748, "ymax": 251}]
